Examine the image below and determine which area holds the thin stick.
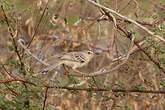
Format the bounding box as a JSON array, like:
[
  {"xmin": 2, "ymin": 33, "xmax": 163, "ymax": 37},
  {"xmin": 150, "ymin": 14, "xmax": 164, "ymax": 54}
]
[
  {"xmin": 87, "ymin": 0, "xmax": 165, "ymax": 43},
  {"xmin": 18, "ymin": 39, "xmax": 49, "ymax": 66},
  {"xmin": 0, "ymin": 79, "xmax": 36, "ymax": 85},
  {"xmin": 42, "ymin": 87, "xmax": 49, "ymax": 110},
  {"xmin": 45, "ymin": 85, "xmax": 165, "ymax": 94},
  {"xmin": 1, "ymin": 5, "xmax": 25, "ymax": 73},
  {"xmin": 27, "ymin": 0, "xmax": 49, "ymax": 48}
]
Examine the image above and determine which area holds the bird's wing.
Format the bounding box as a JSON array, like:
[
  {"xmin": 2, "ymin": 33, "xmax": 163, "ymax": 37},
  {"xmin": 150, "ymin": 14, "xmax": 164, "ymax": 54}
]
[{"xmin": 60, "ymin": 52, "xmax": 85, "ymax": 63}]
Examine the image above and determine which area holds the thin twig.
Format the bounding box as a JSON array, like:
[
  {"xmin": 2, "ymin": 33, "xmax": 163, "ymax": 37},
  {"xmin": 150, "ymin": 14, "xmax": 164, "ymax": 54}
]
[
  {"xmin": 1, "ymin": 5, "xmax": 25, "ymax": 74},
  {"xmin": 82, "ymin": 34, "xmax": 135, "ymax": 77},
  {"xmin": 134, "ymin": 41, "xmax": 165, "ymax": 73},
  {"xmin": 119, "ymin": 0, "xmax": 132, "ymax": 13},
  {"xmin": 116, "ymin": 23, "xmax": 165, "ymax": 73},
  {"xmin": 96, "ymin": 0, "xmax": 117, "ymax": 27},
  {"xmin": 1, "ymin": 64, "xmax": 15, "ymax": 79},
  {"xmin": 45, "ymin": 85, "xmax": 165, "ymax": 94},
  {"xmin": 87, "ymin": 0, "xmax": 165, "ymax": 43},
  {"xmin": 1, "ymin": 79, "xmax": 165, "ymax": 94},
  {"xmin": 27, "ymin": 0, "xmax": 49, "ymax": 48},
  {"xmin": 0, "ymin": 79, "xmax": 36, "ymax": 85},
  {"xmin": 4, "ymin": 84, "xmax": 19, "ymax": 96},
  {"xmin": 42, "ymin": 87, "xmax": 49, "ymax": 110},
  {"xmin": 95, "ymin": 2, "xmax": 118, "ymax": 105},
  {"xmin": 18, "ymin": 39, "xmax": 49, "ymax": 66}
]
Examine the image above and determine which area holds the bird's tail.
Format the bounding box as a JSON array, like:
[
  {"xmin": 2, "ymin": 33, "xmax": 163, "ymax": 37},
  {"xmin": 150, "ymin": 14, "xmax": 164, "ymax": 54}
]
[{"xmin": 41, "ymin": 61, "xmax": 63, "ymax": 74}]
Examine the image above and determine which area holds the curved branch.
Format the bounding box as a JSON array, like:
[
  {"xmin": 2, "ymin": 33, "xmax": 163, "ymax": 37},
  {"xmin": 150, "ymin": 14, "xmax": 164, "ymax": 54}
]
[{"xmin": 87, "ymin": 0, "xmax": 165, "ymax": 43}]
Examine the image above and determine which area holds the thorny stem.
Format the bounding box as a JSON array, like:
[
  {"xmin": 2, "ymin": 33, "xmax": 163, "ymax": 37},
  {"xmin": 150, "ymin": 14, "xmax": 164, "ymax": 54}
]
[{"xmin": 1, "ymin": 5, "xmax": 25, "ymax": 75}]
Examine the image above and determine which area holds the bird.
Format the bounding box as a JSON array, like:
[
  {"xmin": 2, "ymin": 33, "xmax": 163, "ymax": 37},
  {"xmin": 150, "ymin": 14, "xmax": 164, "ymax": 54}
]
[{"xmin": 42, "ymin": 50, "xmax": 94, "ymax": 73}]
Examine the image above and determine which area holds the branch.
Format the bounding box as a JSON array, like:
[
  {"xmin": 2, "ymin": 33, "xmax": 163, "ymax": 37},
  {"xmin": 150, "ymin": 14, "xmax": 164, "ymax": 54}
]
[
  {"xmin": 0, "ymin": 79, "xmax": 36, "ymax": 86},
  {"xmin": 27, "ymin": 0, "xmax": 49, "ymax": 48},
  {"xmin": 83, "ymin": 33, "xmax": 136, "ymax": 77},
  {"xmin": 87, "ymin": 0, "xmax": 165, "ymax": 43},
  {"xmin": 18, "ymin": 39, "xmax": 49, "ymax": 66},
  {"xmin": 42, "ymin": 87, "xmax": 49, "ymax": 110},
  {"xmin": 134, "ymin": 41, "xmax": 165, "ymax": 73},
  {"xmin": 46, "ymin": 85, "xmax": 165, "ymax": 94},
  {"xmin": 1, "ymin": 5, "xmax": 25, "ymax": 74}
]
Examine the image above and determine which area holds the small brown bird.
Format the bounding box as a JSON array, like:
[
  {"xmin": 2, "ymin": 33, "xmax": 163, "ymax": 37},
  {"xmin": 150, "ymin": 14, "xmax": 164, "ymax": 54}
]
[{"xmin": 42, "ymin": 50, "xmax": 94, "ymax": 73}]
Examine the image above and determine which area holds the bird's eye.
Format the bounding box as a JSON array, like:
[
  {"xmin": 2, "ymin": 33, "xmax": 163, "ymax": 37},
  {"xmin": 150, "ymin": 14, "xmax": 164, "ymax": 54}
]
[
  {"xmin": 80, "ymin": 60, "xmax": 85, "ymax": 63},
  {"xmin": 87, "ymin": 51, "xmax": 92, "ymax": 54}
]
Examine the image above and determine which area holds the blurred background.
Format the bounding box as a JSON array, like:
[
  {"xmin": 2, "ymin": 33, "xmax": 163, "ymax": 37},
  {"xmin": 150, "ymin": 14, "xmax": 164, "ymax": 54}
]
[{"xmin": 0, "ymin": 0, "xmax": 164, "ymax": 109}]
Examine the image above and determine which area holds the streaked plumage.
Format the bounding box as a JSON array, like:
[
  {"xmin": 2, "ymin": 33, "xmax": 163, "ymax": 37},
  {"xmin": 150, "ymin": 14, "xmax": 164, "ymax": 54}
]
[{"xmin": 42, "ymin": 50, "xmax": 94, "ymax": 73}]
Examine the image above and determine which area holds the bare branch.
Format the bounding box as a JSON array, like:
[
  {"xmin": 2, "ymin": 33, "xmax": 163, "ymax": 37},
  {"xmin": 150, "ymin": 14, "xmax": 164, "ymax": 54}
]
[
  {"xmin": 1, "ymin": 5, "xmax": 25, "ymax": 74},
  {"xmin": 18, "ymin": 39, "xmax": 49, "ymax": 66},
  {"xmin": 45, "ymin": 85, "xmax": 165, "ymax": 94},
  {"xmin": 27, "ymin": 0, "xmax": 50, "ymax": 48},
  {"xmin": 42, "ymin": 87, "xmax": 49, "ymax": 110},
  {"xmin": 87, "ymin": 0, "xmax": 165, "ymax": 43},
  {"xmin": 0, "ymin": 79, "xmax": 36, "ymax": 86}
]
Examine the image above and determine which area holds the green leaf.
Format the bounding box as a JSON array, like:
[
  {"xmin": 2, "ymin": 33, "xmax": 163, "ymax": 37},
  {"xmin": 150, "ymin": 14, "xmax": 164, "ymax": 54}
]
[{"xmin": 66, "ymin": 15, "xmax": 80, "ymax": 25}]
